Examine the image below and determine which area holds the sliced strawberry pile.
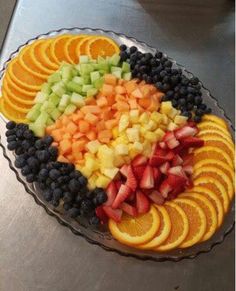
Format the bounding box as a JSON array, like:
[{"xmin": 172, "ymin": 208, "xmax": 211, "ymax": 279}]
[{"xmin": 96, "ymin": 123, "xmax": 204, "ymax": 222}]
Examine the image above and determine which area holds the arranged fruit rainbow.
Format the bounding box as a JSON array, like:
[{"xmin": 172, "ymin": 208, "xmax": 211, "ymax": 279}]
[{"xmin": 0, "ymin": 33, "xmax": 234, "ymax": 252}]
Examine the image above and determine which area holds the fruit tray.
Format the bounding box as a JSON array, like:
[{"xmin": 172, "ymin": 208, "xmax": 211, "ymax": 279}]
[{"xmin": 0, "ymin": 27, "xmax": 234, "ymax": 261}]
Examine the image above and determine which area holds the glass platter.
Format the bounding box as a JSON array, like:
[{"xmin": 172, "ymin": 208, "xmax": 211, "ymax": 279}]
[{"xmin": 0, "ymin": 27, "xmax": 234, "ymax": 262}]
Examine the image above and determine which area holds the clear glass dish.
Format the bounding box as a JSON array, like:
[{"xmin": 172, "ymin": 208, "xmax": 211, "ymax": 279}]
[{"xmin": 0, "ymin": 27, "xmax": 234, "ymax": 262}]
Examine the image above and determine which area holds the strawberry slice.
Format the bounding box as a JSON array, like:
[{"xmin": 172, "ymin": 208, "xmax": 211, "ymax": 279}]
[
  {"xmin": 133, "ymin": 165, "xmax": 146, "ymax": 180},
  {"xmin": 132, "ymin": 154, "xmax": 148, "ymax": 167},
  {"xmin": 103, "ymin": 206, "xmax": 123, "ymax": 222},
  {"xmin": 166, "ymin": 174, "xmax": 186, "ymax": 188},
  {"xmin": 95, "ymin": 206, "xmax": 108, "ymax": 224},
  {"xmin": 120, "ymin": 164, "xmax": 129, "ymax": 177},
  {"xmin": 172, "ymin": 154, "xmax": 183, "ymax": 166},
  {"xmin": 181, "ymin": 136, "xmax": 204, "ymax": 149},
  {"xmin": 159, "ymin": 161, "xmax": 170, "ymax": 175},
  {"xmin": 163, "ymin": 131, "xmax": 180, "ymax": 149},
  {"xmin": 139, "ymin": 165, "xmax": 154, "ymax": 189},
  {"xmin": 159, "ymin": 141, "xmax": 167, "ymax": 149},
  {"xmin": 182, "ymin": 153, "xmax": 194, "ymax": 166},
  {"xmin": 183, "ymin": 165, "xmax": 193, "ymax": 176},
  {"xmin": 159, "ymin": 180, "xmax": 173, "ymax": 198},
  {"xmin": 163, "ymin": 131, "xmax": 175, "ymax": 143},
  {"xmin": 175, "ymin": 126, "xmax": 198, "ymax": 140},
  {"xmin": 121, "ymin": 202, "xmax": 137, "ymax": 217},
  {"xmin": 112, "ymin": 184, "xmax": 132, "ymax": 209},
  {"xmin": 172, "ymin": 144, "xmax": 184, "ymax": 154},
  {"xmin": 153, "ymin": 167, "xmax": 161, "ymax": 184},
  {"xmin": 149, "ymin": 149, "xmax": 174, "ymax": 166},
  {"xmin": 104, "ymin": 181, "xmax": 117, "ymax": 206},
  {"xmin": 149, "ymin": 155, "xmax": 168, "ymax": 166},
  {"xmin": 126, "ymin": 165, "xmax": 137, "ymax": 191},
  {"xmin": 127, "ymin": 192, "xmax": 135, "ymax": 202},
  {"xmin": 167, "ymin": 185, "xmax": 185, "ymax": 200},
  {"xmin": 149, "ymin": 190, "xmax": 165, "ymax": 205},
  {"xmin": 115, "ymin": 180, "xmax": 122, "ymax": 191},
  {"xmin": 168, "ymin": 166, "xmax": 187, "ymax": 179},
  {"xmin": 136, "ymin": 190, "xmax": 150, "ymax": 214},
  {"xmin": 187, "ymin": 121, "xmax": 197, "ymax": 127}
]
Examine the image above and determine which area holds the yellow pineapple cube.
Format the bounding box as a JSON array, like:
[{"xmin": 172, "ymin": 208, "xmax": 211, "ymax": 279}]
[
  {"xmin": 155, "ymin": 128, "xmax": 166, "ymax": 139},
  {"xmin": 114, "ymin": 155, "xmax": 125, "ymax": 167},
  {"xmin": 119, "ymin": 114, "xmax": 129, "ymax": 132},
  {"xmin": 85, "ymin": 157, "xmax": 99, "ymax": 172},
  {"xmin": 140, "ymin": 126, "xmax": 146, "ymax": 137},
  {"xmin": 112, "ymin": 127, "xmax": 119, "ymax": 138},
  {"xmin": 123, "ymin": 156, "xmax": 131, "ymax": 164},
  {"xmin": 139, "ymin": 112, "xmax": 149, "ymax": 124},
  {"xmin": 102, "ymin": 167, "xmax": 119, "ymax": 179},
  {"xmin": 145, "ymin": 131, "xmax": 158, "ymax": 142},
  {"xmin": 126, "ymin": 127, "xmax": 140, "ymax": 142},
  {"xmin": 151, "ymin": 112, "xmax": 163, "ymax": 124},
  {"xmin": 167, "ymin": 107, "xmax": 179, "ymax": 120},
  {"xmin": 161, "ymin": 114, "xmax": 169, "ymax": 125},
  {"xmin": 133, "ymin": 124, "xmax": 141, "ymax": 130},
  {"xmin": 88, "ymin": 174, "xmax": 98, "ymax": 189},
  {"xmin": 129, "ymin": 109, "xmax": 139, "ymax": 123},
  {"xmin": 80, "ymin": 166, "xmax": 93, "ymax": 178},
  {"xmin": 86, "ymin": 140, "xmax": 101, "ymax": 154},
  {"xmin": 146, "ymin": 120, "xmax": 157, "ymax": 130},
  {"xmin": 142, "ymin": 140, "xmax": 152, "ymax": 157},
  {"xmin": 97, "ymin": 145, "xmax": 114, "ymax": 168},
  {"xmin": 96, "ymin": 174, "xmax": 111, "ymax": 188},
  {"xmin": 174, "ymin": 115, "xmax": 188, "ymax": 126},
  {"xmin": 133, "ymin": 141, "xmax": 143, "ymax": 152},
  {"xmin": 115, "ymin": 144, "xmax": 129, "ymax": 155},
  {"xmin": 160, "ymin": 101, "xmax": 172, "ymax": 115},
  {"xmin": 167, "ymin": 121, "xmax": 178, "ymax": 131}
]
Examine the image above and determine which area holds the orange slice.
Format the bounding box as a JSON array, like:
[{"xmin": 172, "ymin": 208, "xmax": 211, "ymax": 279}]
[
  {"xmin": 156, "ymin": 201, "xmax": 189, "ymax": 251},
  {"xmin": 2, "ymin": 76, "xmax": 35, "ymax": 105},
  {"xmin": 190, "ymin": 186, "xmax": 224, "ymax": 227},
  {"xmin": 86, "ymin": 36, "xmax": 120, "ymax": 59},
  {"xmin": 0, "ymin": 97, "xmax": 28, "ymax": 123},
  {"xmin": 197, "ymin": 129, "xmax": 234, "ymax": 146},
  {"xmin": 193, "ymin": 166, "xmax": 233, "ymax": 200},
  {"xmin": 7, "ymin": 58, "xmax": 44, "ymax": 91},
  {"xmin": 64, "ymin": 34, "xmax": 88, "ymax": 64},
  {"xmin": 194, "ymin": 176, "xmax": 230, "ymax": 213},
  {"xmin": 49, "ymin": 34, "xmax": 74, "ymax": 64},
  {"xmin": 202, "ymin": 114, "xmax": 228, "ymax": 128},
  {"xmin": 109, "ymin": 205, "xmax": 160, "ymax": 246},
  {"xmin": 2, "ymin": 89, "xmax": 32, "ymax": 113},
  {"xmin": 174, "ymin": 198, "xmax": 206, "ymax": 248},
  {"xmin": 193, "ymin": 159, "xmax": 235, "ymax": 188},
  {"xmin": 137, "ymin": 205, "xmax": 171, "ymax": 250},
  {"xmin": 76, "ymin": 36, "xmax": 94, "ymax": 58},
  {"xmin": 4, "ymin": 74, "xmax": 37, "ymax": 97},
  {"xmin": 193, "ymin": 146, "xmax": 233, "ymax": 169},
  {"xmin": 18, "ymin": 45, "xmax": 48, "ymax": 80},
  {"xmin": 198, "ymin": 121, "xmax": 231, "ymax": 137},
  {"xmin": 200, "ymin": 135, "xmax": 234, "ymax": 161},
  {"xmin": 180, "ymin": 192, "xmax": 217, "ymax": 241}
]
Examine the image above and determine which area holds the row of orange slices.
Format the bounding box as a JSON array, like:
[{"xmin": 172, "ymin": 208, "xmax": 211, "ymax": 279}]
[
  {"xmin": 109, "ymin": 115, "xmax": 235, "ymax": 251},
  {"xmin": 0, "ymin": 34, "xmax": 119, "ymax": 123}
]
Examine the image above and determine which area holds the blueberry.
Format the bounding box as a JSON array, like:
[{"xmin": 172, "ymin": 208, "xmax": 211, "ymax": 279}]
[
  {"xmin": 160, "ymin": 70, "xmax": 167, "ymax": 78},
  {"xmin": 15, "ymin": 147, "xmax": 24, "ymax": 155},
  {"xmin": 21, "ymin": 140, "xmax": 31, "ymax": 150},
  {"xmin": 186, "ymin": 94, "xmax": 194, "ymax": 103},
  {"xmin": 179, "ymin": 87, "xmax": 187, "ymax": 96},
  {"xmin": 6, "ymin": 121, "xmax": 16, "ymax": 130},
  {"xmin": 119, "ymin": 44, "xmax": 127, "ymax": 51},
  {"xmin": 69, "ymin": 179, "xmax": 80, "ymax": 193},
  {"xmin": 26, "ymin": 174, "xmax": 35, "ymax": 183},
  {"xmin": 45, "ymin": 178, "xmax": 52, "ymax": 186},
  {"xmin": 120, "ymin": 51, "xmax": 128, "ymax": 61},
  {"xmin": 187, "ymin": 86, "xmax": 196, "ymax": 94},
  {"xmin": 35, "ymin": 139, "xmax": 44, "ymax": 149},
  {"xmin": 63, "ymin": 202, "xmax": 72, "ymax": 211},
  {"xmin": 6, "ymin": 129, "xmax": 15, "ymax": 137},
  {"xmin": 162, "ymin": 83, "xmax": 170, "ymax": 92},
  {"xmin": 163, "ymin": 76, "xmax": 170, "ymax": 83},
  {"xmin": 68, "ymin": 207, "xmax": 80, "ymax": 218},
  {"xmin": 23, "ymin": 130, "xmax": 34, "ymax": 140},
  {"xmin": 48, "ymin": 146, "xmax": 58, "ymax": 158},
  {"xmin": 27, "ymin": 157, "xmax": 39, "ymax": 169},
  {"xmin": 51, "ymin": 200, "xmax": 59, "ymax": 207},
  {"xmin": 187, "ymin": 103, "xmax": 194, "ymax": 110},
  {"xmin": 49, "ymin": 169, "xmax": 60, "ymax": 180},
  {"xmin": 15, "ymin": 129, "xmax": 24, "ymax": 138},
  {"xmin": 155, "ymin": 51, "xmax": 163, "ymax": 59},
  {"xmin": 90, "ymin": 216, "xmax": 100, "ymax": 225},
  {"xmin": 28, "ymin": 147, "xmax": 36, "ymax": 156},
  {"xmin": 38, "ymin": 182, "xmax": 46, "ymax": 190},
  {"xmin": 194, "ymin": 96, "xmax": 202, "ymax": 105},
  {"xmin": 69, "ymin": 170, "xmax": 81, "ymax": 179},
  {"xmin": 150, "ymin": 58, "xmax": 158, "ymax": 66},
  {"xmin": 195, "ymin": 109, "xmax": 204, "ymax": 116},
  {"xmin": 96, "ymin": 191, "xmax": 107, "ymax": 205},
  {"xmin": 63, "ymin": 192, "xmax": 74, "ymax": 203},
  {"xmin": 178, "ymin": 98, "xmax": 186, "ymax": 106},
  {"xmin": 181, "ymin": 77, "xmax": 189, "ymax": 86},
  {"xmin": 15, "ymin": 155, "xmax": 27, "ymax": 168},
  {"xmin": 152, "ymin": 75, "xmax": 161, "ymax": 83},
  {"xmin": 155, "ymin": 82, "xmax": 163, "ymax": 90},
  {"xmin": 161, "ymin": 95, "xmax": 169, "ymax": 102},
  {"xmin": 190, "ymin": 77, "xmax": 199, "ymax": 85},
  {"xmin": 43, "ymin": 189, "xmax": 53, "ymax": 202},
  {"xmin": 85, "ymin": 191, "xmax": 94, "ymax": 199},
  {"xmin": 164, "ymin": 60, "xmax": 172, "ymax": 68},
  {"xmin": 78, "ymin": 176, "xmax": 87, "ymax": 187},
  {"xmin": 146, "ymin": 76, "xmax": 153, "ymax": 84},
  {"xmin": 21, "ymin": 165, "xmax": 31, "ymax": 176},
  {"xmin": 166, "ymin": 90, "xmax": 174, "ymax": 98},
  {"xmin": 39, "ymin": 168, "xmax": 48, "ymax": 178},
  {"xmin": 199, "ymin": 104, "xmax": 207, "ymax": 110},
  {"xmin": 129, "ymin": 46, "xmax": 137, "ymax": 54},
  {"xmin": 50, "ymin": 181, "xmax": 58, "ymax": 190},
  {"xmin": 92, "ymin": 197, "xmax": 99, "ymax": 206},
  {"xmin": 193, "ymin": 115, "xmax": 202, "ymax": 123},
  {"xmin": 80, "ymin": 200, "xmax": 93, "ymax": 215},
  {"xmin": 182, "ymin": 111, "xmax": 190, "ymax": 118},
  {"xmin": 7, "ymin": 141, "xmax": 17, "ymax": 151},
  {"xmin": 41, "ymin": 135, "xmax": 53, "ymax": 146},
  {"xmin": 172, "ymin": 100, "xmax": 178, "ymax": 107},
  {"xmin": 205, "ymin": 107, "xmax": 212, "ymax": 114},
  {"xmin": 170, "ymin": 75, "xmax": 179, "ymax": 85},
  {"xmin": 36, "ymin": 150, "xmax": 50, "ymax": 162},
  {"xmin": 7, "ymin": 135, "xmax": 16, "ymax": 142},
  {"xmin": 53, "ymin": 188, "xmax": 63, "ymax": 201}
]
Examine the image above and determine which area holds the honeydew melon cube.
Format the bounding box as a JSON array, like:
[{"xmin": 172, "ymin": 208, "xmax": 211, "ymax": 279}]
[
  {"xmin": 86, "ymin": 140, "xmax": 101, "ymax": 154},
  {"xmin": 174, "ymin": 115, "xmax": 188, "ymax": 126},
  {"xmin": 46, "ymin": 117, "xmax": 54, "ymax": 126},
  {"xmin": 97, "ymin": 56, "xmax": 106, "ymax": 64},
  {"xmin": 72, "ymin": 68, "xmax": 78, "ymax": 77},
  {"xmin": 102, "ymin": 167, "xmax": 119, "ymax": 179},
  {"xmin": 49, "ymin": 93, "xmax": 60, "ymax": 106},
  {"xmin": 26, "ymin": 104, "xmax": 41, "ymax": 122},
  {"xmin": 80, "ymin": 63, "xmax": 94, "ymax": 75},
  {"xmin": 48, "ymin": 72, "xmax": 61, "ymax": 83},
  {"xmin": 29, "ymin": 123, "xmax": 45, "ymax": 138},
  {"xmin": 92, "ymin": 63, "xmax": 99, "ymax": 70},
  {"xmin": 109, "ymin": 54, "xmax": 121, "ymax": 66},
  {"xmin": 50, "ymin": 108, "xmax": 61, "ymax": 121},
  {"xmin": 139, "ymin": 112, "xmax": 149, "ymax": 124},
  {"xmin": 118, "ymin": 114, "xmax": 129, "ymax": 132},
  {"xmin": 122, "ymin": 62, "xmax": 130, "ymax": 73},
  {"xmin": 96, "ymin": 174, "xmax": 111, "ymax": 188},
  {"xmin": 51, "ymin": 82, "xmax": 66, "ymax": 96},
  {"xmin": 97, "ymin": 63, "xmax": 109, "ymax": 72},
  {"xmin": 160, "ymin": 101, "xmax": 173, "ymax": 115},
  {"xmin": 41, "ymin": 83, "xmax": 52, "ymax": 95},
  {"xmin": 82, "ymin": 84, "xmax": 93, "ymax": 93},
  {"xmin": 90, "ymin": 71, "xmax": 100, "ymax": 83},
  {"xmin": 112, "ymin": 70, "xmax": 122, "ymax": 79},
  {"xmin": 66, "ymin": 81, "xmax": 82, "ymax": 94},
  {"xmin": 40, "ymin": 101, "xmax": 49, "ymax": 112},
  {"xmin": 35, "ymin": 92, "xmax": 48, "ymax": 104},
  {"xmin": 87, "ymin": 88, "xmax": 98, "ymax": 97},
  {"xmin": 73, "ymin": 76, "xmax": 84, "ymax": 85},
  {"xmin": 79, "ymin": 55, "xmax": 89, "ymax": 64},
  {"xmin": 123, "ymin": 72, "xmax": 132, "ymax": 80},
  {"xmin": 115, "ymin": 144, "xmax": 129, "ymax": 155},
  {"xmin": 126, "ymin": 128, "xmax": 140, "ymax": 142},
  {"xmin": 167, "ymin": 121, "xmax": 179, "ymax": 131},
  {"xmin": 150, "ymin": 112, "xmax": 163, "ymax": 124},
  {"xmin": 111, "ymin": 66, "xmax": 122, "ymax": 73},
  {"xmin": 45, "ymin": 100, "xmax": 56, "ymax": 113},
  {"xmin": 83, "ymin": 74, "xmax": 91, "ymax": 85},
  {"xmin": 70, "ymin": 92, "xmax": 85, "ymax": 108},
  {"xmin": 61, "ymin": 65, "xmax": 73, "ymax": 82},
  {"xmin": 94, "ymin": 78, "xmax": 104, "ymax": 89},
  {"xmin": 59, "ymin": 94, "xmax": 70, "ymax": 109},
  {"xmin": 64, "ymin": 104, "xmax": 77, "ymax": 115}
]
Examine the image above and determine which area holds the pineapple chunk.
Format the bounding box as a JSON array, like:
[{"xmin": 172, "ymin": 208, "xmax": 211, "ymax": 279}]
[
  {"xmin": 167, "ymin": 107, "xmax": 179, "ymax": 120},
  {"xmin": 142, "ymin": 140, "xmax": 152, "ymax": 157},
  {"xmin": 150, "ymin": 112, "xmax": 163, "ymax": 124},
  {"xmin": 140, "ymin": 126, "xmax": 146, "ymax": 137},
  {"xmin": 116, "ymin": 132, "xmax": 129, "ymax": 144},
  {"xmin": 102, "ymin": 167, "xmax": 119, "ymax": 179},
  {"xmin": 146, "ymin": 120, "xmax": 157, "ymax": 130},
  {"xmin": 174, "ymin": 115, "xmax": 188, "ymax": 126},
  {"xmin": 96, "ymin": 174, "xmax": 111, "ymax": 188},
  {"xmin": 129, "ymin": 142, "xmax": 143, "ymax": 159},
  {"xmin": 145, "ymin": 131, "xmax": 158, "ymax": 142},
  {"xmin": 97, "ymin": 145, "xmax": 114, "ymax": 168},
  {"xmin": 129, "ymin": 109, "xmax": 139, "ymax": 123},
  {"xmin": 119, "ymin": 114, "xmax": 129, "ymax": 132},
  {"xmin": 115, "ymin": 144, "xmax": 129, "ymax": 155},
  {"xmin": 126, "ymin": 127, "xmax": 140, "ymax": 142},
  {"xmin": 85, "ymin": 156, "xmax": 99, "ymax": 172},
  {"xmin": 133, "ymin": 141, "xmax": 143, "ymax": 152},
  {"xmin": 161, "ymin": 114, "xmax": 169, "ymax": 125},
  {"xmin": 155, "ymin": 128, "xmax": 166, "ymax": 139},
  {"xmin": 112, "ymin": 127, "xmax": 119, "ymax": 138},
  {"xmin": 88, "ymin": 173, "xmax": 98, "ymax": 189},
  {"xmin": 167, "ymin": 121, "xmax": 179, "ymax": 131},
  {"xmin": 139, "ymin": 112, "xmax": 149, "ymax": 124},
  {"xmin": 80, "ymin": 166, "xmax": 93, "ymax": 178},
  {"xmin": 160, "ymin": 101, "xmax": 173, "ymax": 115},
  {"xmin": 86, "ymin": 140, "xmax": 101, "ymax": 154},
  {"xmin": 114, "ymin": 155, "xmax": 125, "ymax": 167}
]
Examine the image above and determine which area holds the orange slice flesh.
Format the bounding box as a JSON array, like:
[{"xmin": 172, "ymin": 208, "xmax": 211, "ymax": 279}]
[
  {"xmin": 174, "ymin": 198, "xmax": 206, "ymax": 248},
  {"xmin": 202, "ymin": 114, "xmax": 228, "ymax": 128},
  {"xmin": 0, "ymin": 98, "xmax": 28, "ymax": 123},
  {"xmin": 2, "ymin": 76, "xmax": 35, "ymax": 105},
  {"xmin": 76, "ymin": 36, "xmax": 93, "ymax": 58},
  {"xmin": 30, "ymin": 39, "xmax": 57, "ymax": 73},
  {"xmin": 197, "ymin": 128, "xmax": 234, "ymax": 145},
  {"xmin": 64, "ymin": 35, "xmax": 88, "ymax": 64},
  {"xmin": 4, "ymin": 74, "xmax": 37, "ymax": 97},
  {"xmin": 193, "ymin": 166, "xmax": 233, "ymax": 200},
  {"xmin": 137, "ymin": 205, "xmax": 171, "ymax": 250},
  {"xmin": 190, "ymin": 186, "xmax": 224, "ymax": 227},
  {"xmin": 2, "ymin": 89, "xmax": 32, "ymax": 113},
  {"xmin": 197, "ymin": 121, "xmax": 231, "ymax": 137},
  {"xmin": 201, "ymin": 135, "xmax": 235, "ymax": 161},
  {"xmin": 193, "ymin": 146, "xmax": 233, "ymax": 169},
  {"xmin": 194, "ymin": 176, "xmax": 230, "ymax": 213},
  {"xmin": 18, "ymin": 45, "xmax": 48, "ymax": 80},
  {"xmin": 156, "ymin": 201, "xmax": 189, "ymax": 251},
  {"xmin": 86, "ymin": 36, "xmax": 120, "ymax": 59},
  {"xmin": 180, "ymin": 192, "xmax": 218, "ymax": 241},
  {"xmin": 193, "ymin": 159, "xmax": 235, "ymax": 189},
  {"xmin": 50, "ymin": 34, "xmax": 74, "ymax": 64},
  {"xmin": 108, "ymin": 205, "xmax": 160, "ymax": 246},
  {"xmin": 8, "ymin": 58, "xmax": 44, "ymax": 91}
]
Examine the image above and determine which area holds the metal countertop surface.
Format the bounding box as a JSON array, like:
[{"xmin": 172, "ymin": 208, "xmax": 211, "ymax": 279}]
[{"xmin": 0, "ymin": 0, "xmax": 234, "ymax": 290}]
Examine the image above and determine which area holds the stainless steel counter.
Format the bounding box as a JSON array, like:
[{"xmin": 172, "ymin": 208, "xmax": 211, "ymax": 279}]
[{"xmin": 0, "ymin": 1, "xmax": 234, "ymax": 290}]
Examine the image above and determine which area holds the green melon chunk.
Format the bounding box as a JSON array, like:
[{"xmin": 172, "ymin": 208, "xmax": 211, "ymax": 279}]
[
  {"xmin": 64, "ymin": 104, "xmax": 77, "ymax": 115},
  {"xmin": 50, "ymin": 108, "xmax": 61, "ymax": 121},
  {"xmin": 66, "ymin": 81, "xmax": 82, "ymax": 93},
  {"xmin": 48, "ymin": 72, "xmax": 61, "ymax": 83},
  {"xmin": 123, "ymin": 72, "xmax": 132, "ymax": 80},
  {"xmin": 41, "ymin": 83, "xmax": 52, "ymax": 95},
  {"xmin": 70, "ymin": 92, "xmax": 85, "ymax": 108},
  {"xmin": 122, "ymin": 62, "xmax": 130, "ymax": 73}
]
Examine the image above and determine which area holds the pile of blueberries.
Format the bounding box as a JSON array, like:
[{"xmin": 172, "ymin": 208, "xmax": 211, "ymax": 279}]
[
  {"xmin": 5, "ymin": 121, "xmax": 107, "ymax": 225},
  {"xmin": 119, "ymin": 45, "xmax": 212, "ymax": 123}
]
